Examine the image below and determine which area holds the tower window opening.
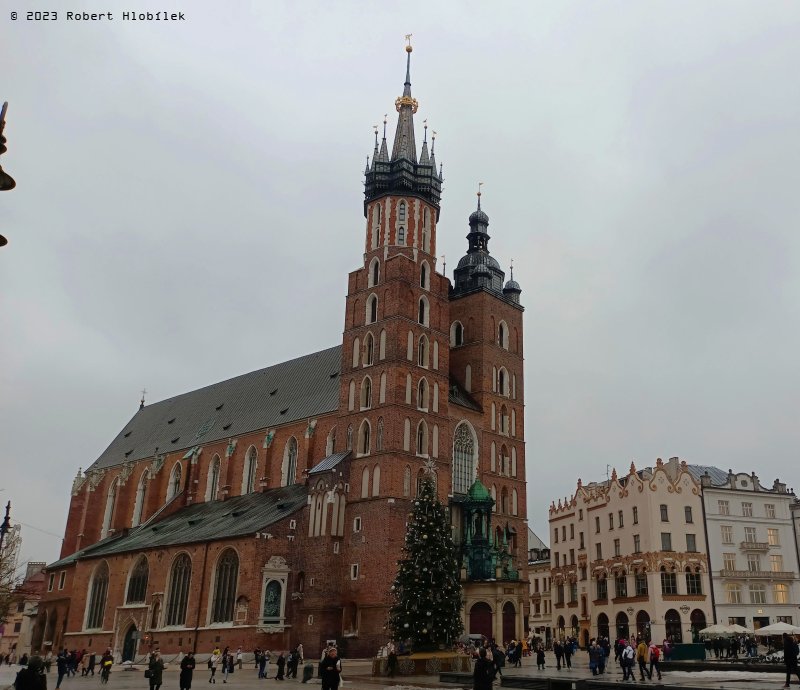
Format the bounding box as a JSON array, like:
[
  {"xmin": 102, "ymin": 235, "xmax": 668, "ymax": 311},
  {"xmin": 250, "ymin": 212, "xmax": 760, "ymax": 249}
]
[
  {"xmin": 364, "ymin": 333, "xmax": 374, "ymax": 366},
  {"xmin": 366, "ymin": 294, "xmax": 378, "ymax": 324},
  {"xmin": 369, "ymin": 258, "xmax": 380, "ymax": 287},
  {"xmin": 418, "ymin": 296, "xmax": 429, "ymax": 326},
  {"xmin": 398, "ymin": 201, "xmax": 406, "ymax": 222},
  {"xmin": 420, "ymin": 263, "xmax": 427, "ymax": 290},
  {"xmin": 398, "ymin": 226, "xmax": 406, "ymax": 245}
]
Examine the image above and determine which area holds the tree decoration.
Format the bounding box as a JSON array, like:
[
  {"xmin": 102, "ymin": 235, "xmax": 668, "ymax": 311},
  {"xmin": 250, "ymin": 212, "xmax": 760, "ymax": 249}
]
[{"xmin": 388, "ymin": 475, "xmax": 463, "ymax": 650}]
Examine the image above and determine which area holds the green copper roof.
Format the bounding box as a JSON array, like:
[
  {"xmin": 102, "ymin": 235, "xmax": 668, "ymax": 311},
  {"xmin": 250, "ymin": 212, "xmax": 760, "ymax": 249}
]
[{"xmin": 467, "ymin": 478, "xmax": 491, "ymax": 501}]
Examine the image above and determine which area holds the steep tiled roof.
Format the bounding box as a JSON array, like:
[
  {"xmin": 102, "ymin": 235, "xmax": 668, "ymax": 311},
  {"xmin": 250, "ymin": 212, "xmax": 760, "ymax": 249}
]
[
  {"xmin": 90, "ymin": 346, "xmax": 343, "ymax": 471},
  {"xmin": 47, "ymin": 485, "xmax": 307, "ymax": 569}
]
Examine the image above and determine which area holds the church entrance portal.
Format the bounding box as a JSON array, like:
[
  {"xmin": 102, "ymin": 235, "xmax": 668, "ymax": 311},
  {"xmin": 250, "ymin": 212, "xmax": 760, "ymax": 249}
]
[{"xmin": 122, "ymin": 625, "xmax": 138, "ymax": 662}]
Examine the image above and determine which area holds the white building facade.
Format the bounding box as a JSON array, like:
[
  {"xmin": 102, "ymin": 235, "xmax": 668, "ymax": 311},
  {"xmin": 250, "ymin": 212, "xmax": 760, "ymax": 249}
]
[
  {"xmin": 699, "ymin": 469, "xmax": 800, "ymax": 630},
  {"xmin": 549, "ymin": 458, "xmax": 713, "ymax": 647}
]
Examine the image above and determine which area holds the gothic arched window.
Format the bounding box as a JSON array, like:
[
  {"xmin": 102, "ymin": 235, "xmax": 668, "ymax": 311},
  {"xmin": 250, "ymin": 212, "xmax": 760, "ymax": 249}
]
[
  {"xmin": 364, "ymin": 332, "xmax": 374, "ymax": 366},
  {"xmin": 326, "ymin": 427, "xmax": 336, "ymax": 456},
  {"xmin": 101, "ymin": 479, "xmax": 118, "ymax": 538},
  {"xmin": 369, "ymin": 258, "xmax": 380, "ymax": 287},
  {"xmin": 398, "ymin": 201, "xmax": 406, "ymax": 222},
  {"xmin": 283, "ymin": 437, "xmax": 298, "ymax": 486},
  {"xmin": 358, "ymin": 419, "xmax": 371, "ymax": 456},
  {"xmin": 451, "ymin": 321, "xmax": 464, "ymax": 347},
  {"xmin": 403, "ymin": 466, "xmax": 411, "ymax": 497},
  {"xmin": 417, "ymin": 335, "xmax": 429, "ymax": 368},
  {"xmin": 420, "ymin": 262, "xmax": 429, "ymax": 290},
  {"xmin": 418, "ymin": 296, "xmax": 429, "ymax": 326},
  {"xmin": 346, "ymin": 424, "xmax": 353, "ymax": 451},
  {"xmin": 211, "ymin": 549, "xmax": 239, "ymax": 623},
  {"xmin": 398, "ymin": 226, "xmax": 406, "ymax": 245},
  {"xmin": 366, "ymin": 294, "xmax": 378, "ymax": 324},
  {"xmin": 243, "ymin": 446, "xmax": 258, "ymax": 494},
  {"xmin": 361, "ymin": 376, "xmax": 372, "ymax": 409},
  {"xmin": 207, "ymin": 455, "xmax": 221, "ymax": 501},
  {"xmin": 452, "ymin": 422, "xmax": 476, "ymax": 495},
  {"xmin": 86, "ymin": 561, "xmax": 109, "ymax": 629},
  {"xmin": 498, "ymin": 320, "xmax": 509, "ymax": 349},
  {"xmin": 416, "ymin": 420, "xmax": 428, "ymax": 456},
  {"xmin": 417, "ymin": 378, "xmax": 429, "ymax": 410},
  {"xmin": 126, "ymin": 556, "xmax": 149, "ymax": 604},
  {"xmin": 165, "ymin": 554, "xmax": 192, "ymax": 627},
  {"xmin": 376, "ymin": 417, "xmax": 384, "ymax": 451},
  {"xmin": 132, "ymin": 471, "xmax": 149, "ymax": 527},
  {"xmin": 168, "ymin": 463, "xmax": 182, "ymax": 501}
]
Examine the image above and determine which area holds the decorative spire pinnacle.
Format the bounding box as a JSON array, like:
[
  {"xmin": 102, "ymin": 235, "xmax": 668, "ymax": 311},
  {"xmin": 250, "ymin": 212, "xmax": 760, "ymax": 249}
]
[
  {"xmin": 376, "ymin": 114, "xmax": 389, "ymax": 162},
  {"xmin": 477, "ymin": 181, "xmax": 484, "ymax": 210},
  {"xmin": 419, "ymin": 119, "xmax": 430, "ymax": 165},
  {"xmin": 510, "ymin": 258, "xmax": 514, "ymax": 280},
  {"xmin": 140, "ymin": 388, "xmax": 147, "ymax": 410},
  {"xmin": 391, "ymin": 37, "xmax": 418, "ymax": 163}
]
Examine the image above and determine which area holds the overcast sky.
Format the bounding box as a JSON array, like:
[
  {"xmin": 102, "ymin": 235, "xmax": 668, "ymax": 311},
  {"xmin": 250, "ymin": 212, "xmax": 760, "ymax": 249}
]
[{"xmin": 2, "ymin": 0, "xmax": 800, "ymax": 567}]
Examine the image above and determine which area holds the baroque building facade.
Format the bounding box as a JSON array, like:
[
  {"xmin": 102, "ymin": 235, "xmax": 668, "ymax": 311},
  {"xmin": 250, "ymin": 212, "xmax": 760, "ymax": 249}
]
[
  {"xmin": 35, "ymin": 46, "xmax": 529, "ymax": 660},
  {"xmin": 548, "ymin": 457, "xmax": 714, "ymax": 646}
]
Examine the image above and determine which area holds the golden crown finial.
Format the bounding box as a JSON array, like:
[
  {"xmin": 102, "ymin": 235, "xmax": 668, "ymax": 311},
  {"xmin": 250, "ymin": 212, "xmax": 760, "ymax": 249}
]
[{"xmin": 405, "ymin": 33, "xmax": 413, "ymax": 52}]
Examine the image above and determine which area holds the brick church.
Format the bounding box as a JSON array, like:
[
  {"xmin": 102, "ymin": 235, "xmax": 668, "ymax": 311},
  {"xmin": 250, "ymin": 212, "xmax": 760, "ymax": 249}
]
[{"xmin": 36, "ymin": 44, "xmax": 529, "ymax": 660}]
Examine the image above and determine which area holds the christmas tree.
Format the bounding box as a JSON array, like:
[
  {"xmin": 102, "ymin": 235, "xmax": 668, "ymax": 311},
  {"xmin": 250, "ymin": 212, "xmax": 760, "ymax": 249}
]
[{"xmin": 388, "ymin": 470, "xmax": 464, "ymax": 650}]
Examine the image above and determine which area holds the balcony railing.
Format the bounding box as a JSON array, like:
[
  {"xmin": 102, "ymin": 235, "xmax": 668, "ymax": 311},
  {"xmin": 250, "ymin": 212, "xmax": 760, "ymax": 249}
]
[
  {"xmin": 719, "ymin": 569, "xmax": 795, "ymax": 579},
  {"xmin": 739, "ymin": 541, "xmax": 770, "ymax": 551}
]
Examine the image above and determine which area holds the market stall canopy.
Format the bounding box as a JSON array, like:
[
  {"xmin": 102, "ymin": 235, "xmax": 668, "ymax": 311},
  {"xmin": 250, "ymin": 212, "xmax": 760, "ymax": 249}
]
[
  {"xmin": 698, "ymin": 623, "xmax": 735, "ymax": 636},
  {"xmin": 728, "ymin": 624, "xmax": 753, "ymax": 634},
  {"xmin": 754, "ymin": 622, "xmax": 800, "ymax": 636}
]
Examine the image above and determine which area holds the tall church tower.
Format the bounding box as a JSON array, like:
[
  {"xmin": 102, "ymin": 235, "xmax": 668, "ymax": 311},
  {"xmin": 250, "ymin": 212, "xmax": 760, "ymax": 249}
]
[
  {"xmin": 336, "ymin": 42, "xmax": 453, "ymax": 651},
  {"xmin": 330, "ymin": 43, "xmax": 528, "ymax": 652}
]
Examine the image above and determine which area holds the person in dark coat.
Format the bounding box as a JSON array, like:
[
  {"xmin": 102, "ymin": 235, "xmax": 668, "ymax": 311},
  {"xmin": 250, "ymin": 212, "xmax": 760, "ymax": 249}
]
[
  {"xmin": 473, "ymin": 648, "xmax": 493, "ymax": 690},
  {"xmin": 319, "ymin": 648, "xmax": 341, "ymax": 690},
  {"xmin": 180, "ymin": 652, "xmax": 196, "ymax": 690},
  {"xmin": 55, "ymin": 652, "xmax": 68, "ymax": 689},
  {"xmin": 14, "ymin": 655, "xmax": 47, "ymax": 690},
  {"xmin": 553, "ymin": 640, "xmax": 563, "ymax": 671},
  {"xmin": 274, "ymin": 652, "xmax": 285, "ymax": 681},
  {"xmin": 148, "ymin": 651, "xmax": 165, "ymax": 690},
  {"xmin": 783, "ymin": 633, "xmax": 800, "ymax": 688}
]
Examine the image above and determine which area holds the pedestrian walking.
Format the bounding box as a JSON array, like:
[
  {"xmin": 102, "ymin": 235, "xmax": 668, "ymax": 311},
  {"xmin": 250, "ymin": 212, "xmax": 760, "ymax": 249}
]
[
  {"xmin": 536, "ymin": 645, "xmax": 545, "ymax": 670},
  {"xmin": 647, "ymin": 642, "xmax": 662, "ymax": 681},
  {"xmin": 472, "ymin": 649, "xmax": 492, "ymax": 690},
  {"xmin": 147, "ymin": 651, "xmax": 164, "ymax": 690},
  {"xmin": 621, "ymin": 640, "xmax": 635, "ymax": 682},
  {"xmin": 274, "ymin": 652, "xmax": 285, "ymax": 681},
  {"xmin": 319, "ymin": 648, "xmax": 341, "ymax": 690},
  {"xmin": 636, "ymin": 639, "xmax": 651, "ymax": 681},
  {"xmin": 208, "ymin": 648, "xmax": 221, "ymax": 684},
  {"xmin": 236, "ymin": 649, "xmax": 242, "ymax": 671},
  {"xmin": 783, "ymin": 633, "xmax": 800, "ymax": 688},
  {"xmin": 55, "ymin": 651, "xmax": 68, "ymax": 689},
  {"xmin": 180, "ymin": 652, "xmax": 196, "ymax": 690}
]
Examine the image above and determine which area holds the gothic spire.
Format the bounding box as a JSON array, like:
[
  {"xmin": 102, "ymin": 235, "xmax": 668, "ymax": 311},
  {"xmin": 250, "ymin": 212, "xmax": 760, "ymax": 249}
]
[
  {"xmin": 419, "ymin": 120, "xmax": 430, "ymax": 166},
  {"xmin": 390, "ymin": 38, "xmax": 418, "ymax": 163}
]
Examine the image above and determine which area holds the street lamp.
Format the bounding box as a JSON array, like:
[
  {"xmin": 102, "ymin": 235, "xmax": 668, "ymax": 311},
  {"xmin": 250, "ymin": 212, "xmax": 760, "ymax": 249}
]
[{"xmin": 0, "ymin": 101, "xmax": 17, "ymax": 247}]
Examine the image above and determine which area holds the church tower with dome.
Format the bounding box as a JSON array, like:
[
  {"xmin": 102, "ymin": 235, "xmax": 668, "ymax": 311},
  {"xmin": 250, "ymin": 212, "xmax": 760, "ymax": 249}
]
[{"xmin": 36, "ymin": 42, "xmax": 530, "ymax": 660}]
